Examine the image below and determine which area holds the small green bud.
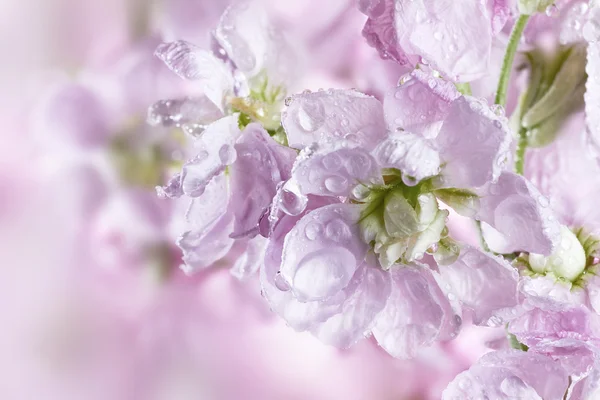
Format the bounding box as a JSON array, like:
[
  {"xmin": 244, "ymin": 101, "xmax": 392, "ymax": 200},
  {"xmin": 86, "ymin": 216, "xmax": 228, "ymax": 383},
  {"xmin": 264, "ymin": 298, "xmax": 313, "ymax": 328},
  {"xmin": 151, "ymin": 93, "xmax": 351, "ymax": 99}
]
[{"xmin": 517, "ymin": 0, "xmax": 555, "ymax": 15}]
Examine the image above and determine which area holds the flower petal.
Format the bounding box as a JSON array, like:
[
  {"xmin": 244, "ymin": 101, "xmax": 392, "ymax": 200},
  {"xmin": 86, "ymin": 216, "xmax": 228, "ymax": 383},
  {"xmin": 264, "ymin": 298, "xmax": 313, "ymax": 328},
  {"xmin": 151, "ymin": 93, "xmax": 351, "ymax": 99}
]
[
  {"xmin": 393, "ymin": 0, "xmax": 495, "ymax": 82},
  {"xmin": 310, "ymin": 260, "xmax": 391, "ymax": 348},
  {"xmin": 146, "ymin": 95, "xmax": 224, "ymax": 131},
  {"xmin": 173, "ymin": 115, "xmax": 242, "ymax": 198},
  {"xmin": 435, "ymin": 96, "xmax": 512, "ymax": 189},
  {"xmin": 229, "ymin": 123, "xmax": 296, "ymax": 238},
  {"xmin": 440, "ymin": 246, "xmax": 519, "ymax": 326},
  {"xmin": 443, "ymin": 350, "xmax": 569, "ymax": 400},
  {"xmin": 280, "ymin": 203, "xmax": 369, "ymax": 302},
  {"xmin": 383, "ymin": 70, "xmax": 459, "ymax": 139},
  {"xmin": 372, "ymin": 131, "xmax": 441, "ymax": 183},
  {"xmin": 360, "ymin": 0, "xmax": 417, "ymax": 65},
  {"xmin": 477, "ymin": 172, "xmax": 561, "ymax": 255},
  {"xmin": 155, "ymin": 40, "xmax": 233, "ymax": 109},
  {"xmin": 260, "ymin": 196, "xmax": 347, "ymax": 330},
  {"xmin": 290, "ymin": 141, "xmax": 383, "ymax": 199},
  {"xmin": 282, "ymin": 89, "xmax": 387, "ymax": 150},
  {"xmin": 373, "ymin": 265, "xmax": 453, "ymax": 358}
]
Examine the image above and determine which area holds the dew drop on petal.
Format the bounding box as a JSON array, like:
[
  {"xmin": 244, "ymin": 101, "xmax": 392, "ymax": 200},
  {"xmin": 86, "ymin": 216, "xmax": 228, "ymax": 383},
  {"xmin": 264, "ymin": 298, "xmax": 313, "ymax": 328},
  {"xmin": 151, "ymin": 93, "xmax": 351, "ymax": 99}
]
[
  {"xmin": 305, "ymin": 221, "xmax": 322, "ymax": 241},
  {"xmin": 274, "ymin": 271, "xmax": 290, "ymax": 291},
  {"xmin": 293, "ymin": 247, "xmax": 357, "ymax": 299},
  {"xmin": 218, "ymin": 144, "xmax": 236, "ymax": 164},
  {"xmin": 325, "ymin": 219, "xmax": 352, "ymax": 242},
  {"xmin": 324, "ymin": 175, "xmax": 349, "ymax": 194}
]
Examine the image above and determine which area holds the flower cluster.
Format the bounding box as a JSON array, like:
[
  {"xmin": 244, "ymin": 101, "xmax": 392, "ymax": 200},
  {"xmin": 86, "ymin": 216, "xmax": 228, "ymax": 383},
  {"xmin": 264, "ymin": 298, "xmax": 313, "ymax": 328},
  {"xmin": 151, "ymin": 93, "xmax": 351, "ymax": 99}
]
[{"xmin": 149, "ymin": 0, "xmax": 600, "ymax": 398}]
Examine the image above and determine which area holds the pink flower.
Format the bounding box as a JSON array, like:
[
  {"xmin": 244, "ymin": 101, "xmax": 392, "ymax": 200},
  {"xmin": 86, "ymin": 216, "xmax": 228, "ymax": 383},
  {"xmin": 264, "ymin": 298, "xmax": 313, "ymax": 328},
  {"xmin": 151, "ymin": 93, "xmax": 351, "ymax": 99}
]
[
  {"xmin": 359, "ymin": 0, "xmax": 512, "ymax": 82},
  {"xmin": 259, "ymin": 69, "xmax": 559, "ymax": 357}
]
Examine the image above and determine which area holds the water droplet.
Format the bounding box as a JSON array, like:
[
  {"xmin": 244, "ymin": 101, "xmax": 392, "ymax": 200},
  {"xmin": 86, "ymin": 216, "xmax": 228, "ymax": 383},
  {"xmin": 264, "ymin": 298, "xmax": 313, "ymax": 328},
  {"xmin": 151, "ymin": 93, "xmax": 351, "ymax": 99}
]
[
  {"xmin": 274, "ymin": 271, "xmax": 290, "ymax": 291},
  {"xmin": 351, "ymin": 186, "xmax": 371, "ymax": 203},
  {"xmin": 324, "ymin": 175, "xmax": 349, "ymax": 194},
  {"xmin": 545, "ymin": 4, "xmax": 559, "ymax": 17},
  {"xmin": 296, "ymin": 101, "xmax": 325, "ymax": 132},
  {"xmin": 325, "ymin": 219, "xmax": 352, "ymax": 242},
  {"xmin": 401, "ymin": 174, "xmax": 418, "ymax": 187},
  {"xmin": 218, "ymin": 144, "xmax": 236, "ymax": 164},
  {"xmin": 280, "ymin": 185, "xmax": 307, "ymax": 216},
  {"xmin": 294, "ymin": 247, "xmax": 357, "ymax": 299},
  {"xmin": 491, "ymin": 104, "xmax": 505, "ymax": 116},
  {"xmin": 428, "ymin": 79, "xmax": 438, "ymax": 89},
  {"xmin": 433, "ymin": 31, "xmax": 443, "ymax": 40},
  {"xmin": 305, "ymin": 221, "xmax": 322, "ymax": 241},
  {"xmin": 322, "ymin": 153, "xmax": 343, "ymax": 171},
  {"xmin": 340, "ymin": 119, "xmax": 350, "ymax": 128},
  {"xmin": 284, "ymin": 96, "xmax": 293, "ymax": 106},
  {"xmin": 538, "ymin": 196, "xmax": 549, "ymax": 207},
  {"xmin": 448, "ymin": 292, "xmax": 456, "ymax": 301}
]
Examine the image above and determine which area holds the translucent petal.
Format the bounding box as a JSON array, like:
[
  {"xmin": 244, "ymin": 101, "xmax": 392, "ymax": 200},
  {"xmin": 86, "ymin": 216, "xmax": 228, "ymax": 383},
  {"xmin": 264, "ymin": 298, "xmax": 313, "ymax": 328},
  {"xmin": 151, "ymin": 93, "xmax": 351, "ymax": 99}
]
[{"xmin": 282, "ymin": 89, "xmax": 387, "ymax": 150}]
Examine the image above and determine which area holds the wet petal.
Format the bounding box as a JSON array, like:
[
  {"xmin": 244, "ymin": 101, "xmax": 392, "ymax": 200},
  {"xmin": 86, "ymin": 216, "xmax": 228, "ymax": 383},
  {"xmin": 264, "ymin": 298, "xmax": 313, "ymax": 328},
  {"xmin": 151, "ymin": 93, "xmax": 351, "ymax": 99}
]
[
  {"xmin": 443, "ymin": 350, "xmax": 569, "ymax": 400},
  {"xmin": 440, "ymin": 246, "xmax": 519, "ymax": 326},
  {"xmin": 230, "ymin": 236, "xmax": 267, "ymax": 280},
  {"xmin": 282, "ymin": 89, "xmax": 387, "ymax": 150},
  {"xmin": 176, "ymin": 116, "xmax": 242, "ymax": 198},
  {"xmin": 585, "ymin": 15, "xmax": 600, "ymax": 164},
  {"xmin": 383, "ymin": 70, "xmax": 459, "ymax": 139},
  {"xmin": 280, "ymin": 203, "xmax": 369, "ymax": 302},
  {"xmin": 311, "ymin": 260, "xmax": 391, "ymax": 348},
  {"xmin": 360, "ymin": 0, "xmax": 417, "ymax": 64},
  {"xmin": 477, "ymin": 172, "xmax": 561, "ymax": 255},
  {"xmin": 373, "ymin": 131, "xmax": 441, "ymax": 183},
  {"xmin": 373, "ymin": 265, "xmax": 451, "ymax": 358},
  {"xmin": 229, "ymin": 123, "xmax": 296, "ymax": 238},
  {"xmin": 260, "ymin": 197, "xmax": 347, "ymax": 330},
  {"xmin": 155, "ymin": 40, "xmax": 233, "ymax": 109},
  {"xmin": 393, "ymin": 0, "xmax": 496, "ymax": 82},
  {"xmin": 290, "ymin": 141, "xmax": 383, "ymax": 198},
  {"xmin": 146, "ymin": 95, "xmax": 223, "ymax": 130},
  {"xmin": 435, "ymin": 96, "xmax": 512, "ymax": 189}
]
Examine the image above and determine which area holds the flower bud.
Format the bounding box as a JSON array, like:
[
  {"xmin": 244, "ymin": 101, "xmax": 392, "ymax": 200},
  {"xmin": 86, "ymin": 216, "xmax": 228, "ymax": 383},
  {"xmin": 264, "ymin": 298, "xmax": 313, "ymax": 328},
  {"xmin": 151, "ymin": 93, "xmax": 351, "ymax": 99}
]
[
  {"xmin": 517, "ymin": 0, "xmax": 555, "ymax": 15},
  {"xmin": 529, "ymin": 226, "xmax": 586, "ymax": 281}
]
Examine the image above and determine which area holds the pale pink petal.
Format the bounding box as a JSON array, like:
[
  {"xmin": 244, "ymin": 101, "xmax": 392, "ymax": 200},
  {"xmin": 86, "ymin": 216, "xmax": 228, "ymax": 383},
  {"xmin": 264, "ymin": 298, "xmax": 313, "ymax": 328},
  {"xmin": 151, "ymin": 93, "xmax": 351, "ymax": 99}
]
[
  {"xmin": 290, "ymin": 141, "xmax": 383, "ymax": 198},
  {"xmin": 147, "ymin": 95, "xmax": 224, "ymax": 130},
  {"xmin": 585, "ymin": 17, "xmax": 600, "ymax": 164},
  {"xmin": 178, "ymin": 212, "xmax": 235, "ymax": 274},
  {"xmin": 394, "ymin": 0, "xmax": 495, "ymax": 82},
  {"xmin": 440, "ymin": 246, "xmax": 519, "ymax": 326},
  {"xmin": 260, "ymin": 196, "xmax": 347, "ymax": 330},
  {"xmin": 373, "ymin": 266, "xmax": 455, "ymax": 359},
  {"xmin": 435, "ymin": 96, "xmax": 512, "ymax": 189},
  {"xmin": 477, "ymin": 172, "xmax": 561, "ymax": 255},
  {"xmin": 155, "ymin": 40, "xmax": 233, "ymax": 109},
  {"xmin": 310, "ymin": 260, "xmax": 391, "ymax": 348},
  {"xmin": 443, "ymin": 350, "xmax": 569, "ymax": 400},
  {"xmin": 279, "ymin": 203, "xmax": 369, "ymax": 301},
  {"xmin": 230, "ymin": 236, "xmax": 268, "ymax": 280},
  {"xmin": 282, "ymin": 89, "xmax": 387, "ymax": 150},
  {"xmin": 164, "ymin": 116, "xmax": 241, "ymax": 198},
  {"xmin": 229, "ymin": 124, "xmax": 296, "ymax": 238},
  {"xmin": 360, "ymin": 0, "xmax": 416, "ymax": 65},
  {"xmin": 383, "ymin": 70, "xmax": 459, "ymax": 139},
  {"xmin": 372, "ymin": 132, "xmax": 440, "ymax": 183}
]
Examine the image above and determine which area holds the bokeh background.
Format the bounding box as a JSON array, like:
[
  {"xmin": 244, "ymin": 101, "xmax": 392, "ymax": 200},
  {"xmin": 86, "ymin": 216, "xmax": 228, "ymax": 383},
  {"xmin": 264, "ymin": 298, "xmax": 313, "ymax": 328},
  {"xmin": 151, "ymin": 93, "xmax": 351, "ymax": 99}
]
[{"xmin": 1, "ymin": 1, "xmax": 497, "ymax": 399}]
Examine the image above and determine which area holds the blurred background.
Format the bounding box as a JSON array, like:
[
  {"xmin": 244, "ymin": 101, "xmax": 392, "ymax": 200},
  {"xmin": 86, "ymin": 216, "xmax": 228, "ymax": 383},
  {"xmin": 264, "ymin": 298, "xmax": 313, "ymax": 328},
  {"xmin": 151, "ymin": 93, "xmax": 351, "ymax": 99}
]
[{"xmin": 0, "ymin": 0, "xmax": 495, "ymax": 399}]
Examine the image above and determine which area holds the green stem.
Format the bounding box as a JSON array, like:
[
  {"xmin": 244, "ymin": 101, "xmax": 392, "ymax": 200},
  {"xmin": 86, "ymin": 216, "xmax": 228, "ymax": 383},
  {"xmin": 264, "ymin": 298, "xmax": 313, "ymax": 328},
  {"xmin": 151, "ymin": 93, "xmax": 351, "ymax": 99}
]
[
  {"xmin": 515, "ymin": 127, "xmax": 528, "ymax": 175},
  {"xmin": 495, "ymin": 14, "xmax": 530, "ymax": 107}
]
